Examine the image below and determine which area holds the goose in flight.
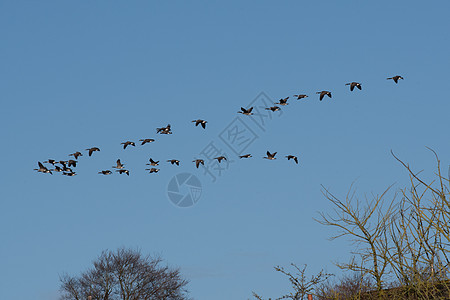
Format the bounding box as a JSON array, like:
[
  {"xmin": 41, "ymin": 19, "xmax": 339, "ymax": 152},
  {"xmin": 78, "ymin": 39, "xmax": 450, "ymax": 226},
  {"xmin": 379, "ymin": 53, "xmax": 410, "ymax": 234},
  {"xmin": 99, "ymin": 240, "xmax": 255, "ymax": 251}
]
[
  {"xmin": 263, "ymin": 151, "xmax": 277, "ymax": 160},
  {"xmin": 121, "ymin": 141, "xmax": 136, "ymax": 149},
  {"xmin": 98, "ymin": 170, "xmax": 112, "ymax": 175},
  {"xmin": 387, "ymin": 75, "xmax": 404, "ymax": 83},
  {"xmin": 116, "ymin": 169, "xmax": 130, "ymax": 176},
  {"xmin": 147, "ymin": 158, "xmax": 159, "ymax": 166},
  {"xmin": 214, "ymin": 156, "xmax": 227, "ymax": 163},
  {"xmin": 275, "ymin": 97, "xmax": 289, "ymax": 106},
  {"xmin": 317, "ymin": 91, "xmax": 332, "ymax": 101},
  {"xmin": 146, "ymin": 168, "xmax": 160, "ymax": 173},
  {"xmin": 192, "ymin": 119, "xmax": 207, "ymax": 129},
  {"xmin": 193, "ymin": 159, "xmax": 205, "ymax": 168},
  {"xmin": 139, "ymin": 138, "xmax": 155, "ymax": 145},
  {"xmin": 294, "ymin": 94, "xmax": 308, "ymax": 100},
  {"xmin": 86, "ymin": 147, "xmax": 100, "ymax": 156},
  {"xmin": 113, "ymin": 159, "xmax": 124, "ymax": 169},
  {"xmin": 265, "ymin": 106, "xmax": 281, "ymax": 112},
  {"xmin": 68, "ymin": 160, "xmax": 77, "ymax": 168},
  {"xmin": 239, "ymin": 154, "xmax": 252, "ymax": 159},
  {"xmin": 156, "ymin": 124, "xmax": 172, "ymax": 134},
  {"xmin": 345, "ymin": 82, "xmax": 362, "ymax": 91},
  {"xmin": 286, "ymin": 155, "xmax": 298, "ymax": 164},
  {"xmin": 167, "ymin": 159, "xmax": 180, "ymax": 166},
  {"xmin": 238, "ymin": 107, "xmax": 254, "ymax": 115},
  {"xmin": 69, "ymin": 151, "xmax": 83, "ymax": 159},
  {"xmin": 34, "ymin": 162, "xmax": 52, "ymax": 174},
  {"xmin": 44, "ymin": 159, "xmax": 56, "ymax": 165}
]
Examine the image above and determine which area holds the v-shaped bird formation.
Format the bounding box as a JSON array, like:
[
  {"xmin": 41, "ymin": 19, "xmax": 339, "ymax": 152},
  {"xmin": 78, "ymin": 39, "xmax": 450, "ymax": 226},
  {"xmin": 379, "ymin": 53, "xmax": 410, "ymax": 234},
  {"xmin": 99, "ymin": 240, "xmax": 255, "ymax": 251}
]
[{"xmin": 34, "ymin": 75, "xmax": 403, "ymax": 177}]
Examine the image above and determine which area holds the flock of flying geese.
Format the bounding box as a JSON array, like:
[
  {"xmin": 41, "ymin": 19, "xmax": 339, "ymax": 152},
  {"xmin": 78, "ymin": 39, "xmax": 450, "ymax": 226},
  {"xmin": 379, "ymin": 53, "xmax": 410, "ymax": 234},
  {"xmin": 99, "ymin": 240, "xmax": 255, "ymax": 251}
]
[{"xmin": 34, "ymin": 75, "xmax": 404, "ymax": 176}]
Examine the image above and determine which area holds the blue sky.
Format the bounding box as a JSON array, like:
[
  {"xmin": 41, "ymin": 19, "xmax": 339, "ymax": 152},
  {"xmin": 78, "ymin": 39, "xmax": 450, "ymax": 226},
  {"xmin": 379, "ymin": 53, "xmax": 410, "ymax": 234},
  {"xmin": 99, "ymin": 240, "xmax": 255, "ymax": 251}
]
[{"xmin": 1, "ymin": 1, "xmax": 450, "ymax": 299}]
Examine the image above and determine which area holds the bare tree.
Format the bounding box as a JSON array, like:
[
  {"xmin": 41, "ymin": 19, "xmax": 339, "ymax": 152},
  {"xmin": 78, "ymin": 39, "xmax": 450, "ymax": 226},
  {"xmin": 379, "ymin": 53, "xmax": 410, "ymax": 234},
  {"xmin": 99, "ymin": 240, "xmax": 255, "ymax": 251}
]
[
  {"xmin": 253, "ymin": 264, "xmax": 333, "ymax": 300},
  {"xmin": 59, "ymin": 247, "xmax": 189, "ymax": 300},
  {"xmin": 384, "ymin": 149, "xmax": 450, "ymax": 298},
  {"xmin": 314, "ymin": 183, "xmax": 396, "ymax": 294}
]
